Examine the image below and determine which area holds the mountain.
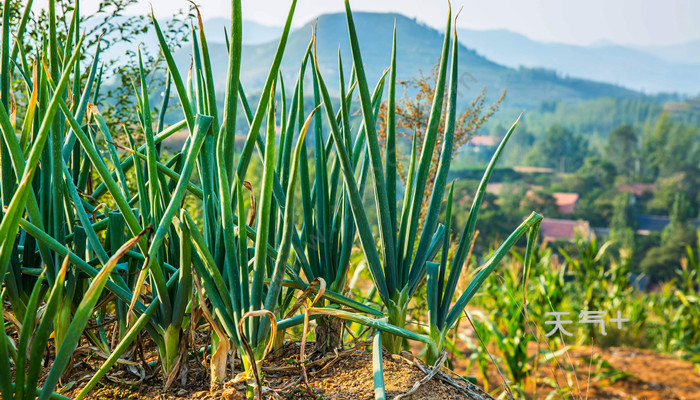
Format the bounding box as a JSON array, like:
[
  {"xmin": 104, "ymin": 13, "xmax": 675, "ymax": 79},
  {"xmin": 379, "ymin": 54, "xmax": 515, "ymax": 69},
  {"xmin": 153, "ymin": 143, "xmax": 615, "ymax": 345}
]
[
  {"xmin": 77, "ymin": 16, "xmax": 281, "ymax": 74},
  {"xmin": 203, "ymin": 18, "xmax": 282, "ymax": 45},
  {"xmin": 457, "ymin": 28, "xmax": 700, "ymax": 95},
  {"xmin": 636, "ymin": 40, "xmax": 700, "ymax": 66},
  {"xmin": 185, "ymin": 13, "xmax": 638, "ymax": 111}
]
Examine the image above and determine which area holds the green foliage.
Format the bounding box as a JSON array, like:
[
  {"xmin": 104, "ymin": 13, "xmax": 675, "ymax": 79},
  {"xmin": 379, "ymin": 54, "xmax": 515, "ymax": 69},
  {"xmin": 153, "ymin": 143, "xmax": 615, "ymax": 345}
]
[
  {"xmin": 609, "ymin": 192, "xmax": 636, "ymax": 251},
  {"xmin": 648, "ymin": 268, "xmax": 700, "ymax": 360},
  {"xmin": 477, "ymin": 262, "xmax": 536, "ymax": 387},
  {"xmin": 2, "ymin": 2, "xmax": 700, "ymax": 400},
  {"xmin": 606, "ymin": 124, "xmax": 638, "ymax": 177},
  {"xmin": 307, "ymin": 1, "xmax": 543, "ymax": 360},
  {"xmin": 493, "ymin": 97, "xmax": 673, "ymax": 144},
  {"xmin": 464, "ymin": 105, "xmax": 700, "ymax": 285},
  {"xmin": 3, "ymin": 239, "xmax": 136, "ymax": 400},
  {"xmin": 580, "ymin": 355, "xmax": 634, "ymax": 385},
  {"xmin": 641, "ymin": 193, "xmax": 697, "ymax": 282},
  {"xmin": 641, "ymin": 113, "xmax": 700, "ymax": 181},
  {"xmin": 2, "ymin": 1, "xmax": 542, "ymax": 397},
  {"xmin": 524, "ymin": 124, "xmax": 589, "ymax": 172},
  {"xmin": 559, "ymin": 236, "xmax": 611, "ymax": 344}
]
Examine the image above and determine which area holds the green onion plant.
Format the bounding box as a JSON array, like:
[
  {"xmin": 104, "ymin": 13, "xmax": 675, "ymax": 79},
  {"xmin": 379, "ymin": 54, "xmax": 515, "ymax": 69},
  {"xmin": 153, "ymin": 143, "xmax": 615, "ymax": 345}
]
[{"xmin": 310, "ymin": 0, "xmax": 543, "ymax": 357}]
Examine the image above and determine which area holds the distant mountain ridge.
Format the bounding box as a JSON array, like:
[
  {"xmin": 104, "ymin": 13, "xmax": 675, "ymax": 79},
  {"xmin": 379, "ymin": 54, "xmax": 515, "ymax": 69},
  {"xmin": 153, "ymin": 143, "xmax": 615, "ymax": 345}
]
[
  {"xmin": 188, "ymin": 12, "xmax": 638, "ymax": 110},
  {"xmin": 636, "ymin": 40, "xmax": 700, "ymax": 66},
  {"xmin": 203, "ymin": 18, "xmax": 282, "ymax": 45},
  {"xmin": 203, "ymin": 15, "xmax": 698, "ymax": 96},
  {"xmin": 458, "ymin": 28, "xmax": 700, "ymax": 95}
]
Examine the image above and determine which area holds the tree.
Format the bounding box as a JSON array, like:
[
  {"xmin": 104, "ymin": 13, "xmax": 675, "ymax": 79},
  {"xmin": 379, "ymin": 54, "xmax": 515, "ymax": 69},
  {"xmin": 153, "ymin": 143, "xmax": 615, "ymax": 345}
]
[
  {"xmin": 641, "ymin": 113, "xmax": 672, "ymax": 180},
  {"xmin": 502, "ymin": 123, "xmax": 535, "ymax": 165},
  {"xmin": 377, "ymin": 63, "xmax": 505, "ymax": 209},
  {"xmin": 663, "ymin": 192, "xmax": 694, "ymax": 243},
  {"xmin": 524, "ymin": 124, "xmax": 589, "ymax": 172},
  {"xmin": 520, "ymin": 189, "xmax": 560, "ymax": 218},
  {"xmin": 641, "ymin": 112, "xmax": 700, "ymax": 181},
  {"xmin": 610, "ymin": 192, "xmax": 636, "ymax": 252},
  {"xmin": 606, "ymin": 124, "xmax": 638, "ymax": 178},
  {"xmin": 568, "ymin": 157, "xmax": 617, "ymax": 191},
  {"xmin": 641, "ymin": 193, "xmax": 697, "ymax": 282},
  {"xmin": 17, "ymin": 0, "xmax": 193, "ymax": 141},
  {"xmin": 558, "ymin": 157, "xmax": 618, "ymax": 226}
]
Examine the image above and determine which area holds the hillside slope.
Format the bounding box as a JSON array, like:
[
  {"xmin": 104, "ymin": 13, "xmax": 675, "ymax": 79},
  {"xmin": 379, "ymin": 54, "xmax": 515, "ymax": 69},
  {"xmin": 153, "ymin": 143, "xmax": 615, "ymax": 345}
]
[{"xmin": 185, "ymin": 12, "xmax": 638, "ymax": 110}]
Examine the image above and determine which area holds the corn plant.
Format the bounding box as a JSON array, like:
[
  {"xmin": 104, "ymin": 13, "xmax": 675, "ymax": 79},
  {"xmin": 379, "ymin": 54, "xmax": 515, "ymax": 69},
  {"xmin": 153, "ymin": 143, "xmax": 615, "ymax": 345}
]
[
  {"xmin": 559, "ymin": 235, "xmax": 612, "ymax": 343},
  {"xmin": 477, "ymin": 261, "xmax": 535, "ymax": 393},
  {"xmin": 459, "ymin": 313, "xmax": 495, "ymax": 392},
  {"xmin": 680, "ymin": 244, "xmax": 700, "ymax": 360},
  {"xmin": 530, "ymin": 245, "xmax": 567, "ymax": 317},
  {"xmin": 649, "ymin": 264, "xmax": 700, "ymax": 360},
  {"xmin": 683, "ymin": 240, "xmax": 700, "ymax": 294}
]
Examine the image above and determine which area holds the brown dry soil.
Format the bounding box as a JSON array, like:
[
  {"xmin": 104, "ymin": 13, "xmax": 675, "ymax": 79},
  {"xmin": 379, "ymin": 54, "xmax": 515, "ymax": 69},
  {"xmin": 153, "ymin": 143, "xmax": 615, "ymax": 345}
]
[
  {"xmin": 51, "ymin": 336, "xmax": 700, "ymax": 400},
  {"xmin": 447, "ymin": 342, "xmax": 700, "ymax": 400},
  {"xmin": 59, "ymin": 340, "xmax": 482, "ymax": 400},
  {"xmin": 260, "ymin": 342, "xmax": 483, "ymax": 400}
]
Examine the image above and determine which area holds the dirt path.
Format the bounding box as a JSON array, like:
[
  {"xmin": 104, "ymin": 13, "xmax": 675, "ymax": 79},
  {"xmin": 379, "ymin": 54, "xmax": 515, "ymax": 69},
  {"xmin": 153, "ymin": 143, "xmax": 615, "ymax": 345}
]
[{"xmin": 450, "ymin": 342, "xmax": 700, "ymax": 399}]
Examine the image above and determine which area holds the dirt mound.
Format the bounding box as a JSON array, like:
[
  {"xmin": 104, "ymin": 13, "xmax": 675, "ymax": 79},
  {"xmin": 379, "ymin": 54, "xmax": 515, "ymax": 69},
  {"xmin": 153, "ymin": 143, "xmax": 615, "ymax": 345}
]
[
  {"xmin": 263, "ymin": 346, "xmax": 489, "ymax": 400},
  {"xmin": 62, "ymin": 341, "xmax": 490, "ymax": 400}
]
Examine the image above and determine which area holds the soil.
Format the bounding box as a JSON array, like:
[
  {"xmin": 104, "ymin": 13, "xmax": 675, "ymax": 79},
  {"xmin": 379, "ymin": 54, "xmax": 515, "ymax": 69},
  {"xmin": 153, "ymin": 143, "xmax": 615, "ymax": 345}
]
[
  {"xmin": 9, "ymin": 308, "xmax": 691, "ymax": 400},
  {"xmin": 58, "ymin": 339, "xmax": 486, "ymax": 400},
  {"xmin": 262, "ymin": 341, "xmax": 485, "ymax": 400},
  {"xmin": 53, "ymin": 336, "xmax": 700, "ymax": 400},
  {"xmin": 448, "ymin": 340, "xmax": 700, "ymax": 400},
  {"xmin": 303, "ymin": 352, "xmax": 460, "ymax": 399}
]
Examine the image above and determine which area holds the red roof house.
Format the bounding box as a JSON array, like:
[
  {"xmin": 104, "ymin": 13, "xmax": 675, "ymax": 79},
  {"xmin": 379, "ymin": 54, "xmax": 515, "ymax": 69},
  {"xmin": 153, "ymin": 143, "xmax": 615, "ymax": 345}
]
[
  {"xmin": 552, "ymin": 192, "xmax": 580, "ymax": 215},
  {"xmin": 539, "ymin": 218, "xmax": 591, "ymax": 242}
]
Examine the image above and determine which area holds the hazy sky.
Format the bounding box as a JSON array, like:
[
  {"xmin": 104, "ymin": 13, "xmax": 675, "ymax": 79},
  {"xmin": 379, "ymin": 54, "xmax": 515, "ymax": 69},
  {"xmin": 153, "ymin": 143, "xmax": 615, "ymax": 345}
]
[{"xmin": 34, "ymin": 0, "xmax": 700, "ymax": 46}]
